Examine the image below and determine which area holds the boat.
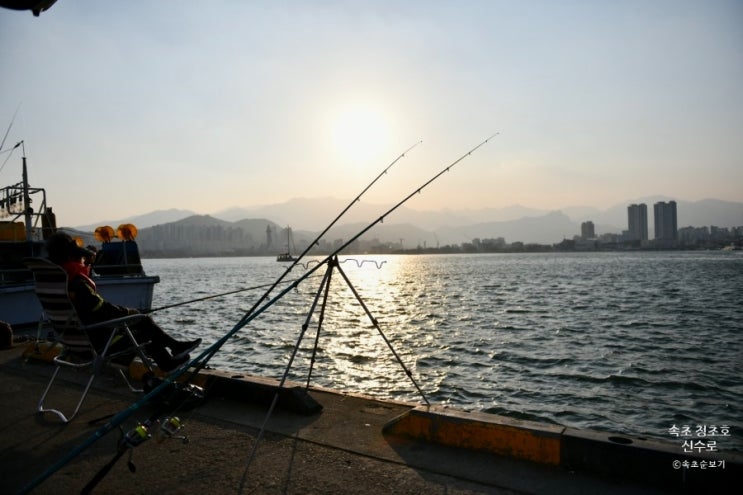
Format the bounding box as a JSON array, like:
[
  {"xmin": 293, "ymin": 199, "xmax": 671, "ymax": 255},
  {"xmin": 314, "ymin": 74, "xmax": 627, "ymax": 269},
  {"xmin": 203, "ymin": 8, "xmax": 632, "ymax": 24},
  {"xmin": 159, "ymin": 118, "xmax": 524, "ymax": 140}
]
[
  {"xmin": 0, "ymin": 143, "xmax": 159, "ymax": 329},
  {"xmin": 276, "ymin": 225, "xmax": 298, "ymax": 262}
]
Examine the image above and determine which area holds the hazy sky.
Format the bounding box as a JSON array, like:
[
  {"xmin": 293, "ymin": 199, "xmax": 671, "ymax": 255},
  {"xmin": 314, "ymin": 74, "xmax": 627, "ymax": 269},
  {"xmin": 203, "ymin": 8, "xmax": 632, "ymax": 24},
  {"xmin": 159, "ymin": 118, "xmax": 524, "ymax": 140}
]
[{"xmin": 1, "ymin": 1, "xmax": 741, "ymax": 227}]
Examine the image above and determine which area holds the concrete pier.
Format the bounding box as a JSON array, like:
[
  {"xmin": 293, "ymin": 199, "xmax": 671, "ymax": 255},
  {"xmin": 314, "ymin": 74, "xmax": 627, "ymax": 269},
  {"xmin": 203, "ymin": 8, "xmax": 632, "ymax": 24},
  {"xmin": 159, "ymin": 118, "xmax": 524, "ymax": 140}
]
[{"xmin": 0, "ymin": 342, "xmax": 738, "ymax": 494}]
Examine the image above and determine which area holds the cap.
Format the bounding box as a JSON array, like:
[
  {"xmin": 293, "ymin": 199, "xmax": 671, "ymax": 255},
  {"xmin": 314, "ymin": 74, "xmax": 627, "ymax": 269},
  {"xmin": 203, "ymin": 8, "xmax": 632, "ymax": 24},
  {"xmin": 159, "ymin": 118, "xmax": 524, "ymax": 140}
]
[{"xmin": 46, "ymin": 232, "xmax": 95, "ymax": 264}]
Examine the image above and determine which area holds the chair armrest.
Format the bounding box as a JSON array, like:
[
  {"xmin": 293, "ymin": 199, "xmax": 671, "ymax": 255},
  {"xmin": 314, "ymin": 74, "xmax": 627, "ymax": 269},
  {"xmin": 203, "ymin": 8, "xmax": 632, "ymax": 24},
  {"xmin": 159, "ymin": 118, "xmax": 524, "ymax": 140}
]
[{"xmin": 81, "ymin": 313, "xmax": 149, "ymax": 331}]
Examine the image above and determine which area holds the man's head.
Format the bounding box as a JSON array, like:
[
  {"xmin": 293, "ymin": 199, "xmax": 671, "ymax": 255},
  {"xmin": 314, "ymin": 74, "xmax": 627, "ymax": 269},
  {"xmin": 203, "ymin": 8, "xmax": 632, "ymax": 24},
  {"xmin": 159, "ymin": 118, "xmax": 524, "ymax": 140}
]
[{"xmin": 46, "ymin": 232, "xmax": 94, "ymax": 265}]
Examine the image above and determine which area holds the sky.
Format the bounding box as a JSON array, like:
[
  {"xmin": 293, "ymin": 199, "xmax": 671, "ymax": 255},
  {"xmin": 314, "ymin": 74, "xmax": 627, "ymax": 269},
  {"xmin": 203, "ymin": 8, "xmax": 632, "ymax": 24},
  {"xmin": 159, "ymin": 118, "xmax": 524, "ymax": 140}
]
[{"xmin": 1, "ymin": 0, "xmax": 742, "ymax": 227}]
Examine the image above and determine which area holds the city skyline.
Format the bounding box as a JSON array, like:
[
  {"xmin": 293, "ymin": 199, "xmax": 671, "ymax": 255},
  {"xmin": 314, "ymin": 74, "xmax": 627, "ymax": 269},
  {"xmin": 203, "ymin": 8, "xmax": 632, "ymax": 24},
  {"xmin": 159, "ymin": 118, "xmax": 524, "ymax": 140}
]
[
  {"xmin": 63, "ymin": 194, "xmax": 741, "ymax": 250},
  {"xmin": 79, "ymin": 196, "xmax": 739, "ymax": 258},
  {"xmin": 2, "ymin": 1, "xmax": 742, "ymax": 227}
]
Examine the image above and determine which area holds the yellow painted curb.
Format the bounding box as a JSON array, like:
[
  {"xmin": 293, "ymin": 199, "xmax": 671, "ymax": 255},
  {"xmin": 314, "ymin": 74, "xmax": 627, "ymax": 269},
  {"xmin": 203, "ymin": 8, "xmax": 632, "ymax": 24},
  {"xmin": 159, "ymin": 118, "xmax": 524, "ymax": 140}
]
[
  {"xmin": 22, "ymin": 341, "xmax": 62, "ymax": 361},
  {"xmin": 384, "ymin": 406, "xmax": 564, "ymax": 465},
  {"xmin": 128, "ymin": 359, "xmax": 210, "ymax": 388}
]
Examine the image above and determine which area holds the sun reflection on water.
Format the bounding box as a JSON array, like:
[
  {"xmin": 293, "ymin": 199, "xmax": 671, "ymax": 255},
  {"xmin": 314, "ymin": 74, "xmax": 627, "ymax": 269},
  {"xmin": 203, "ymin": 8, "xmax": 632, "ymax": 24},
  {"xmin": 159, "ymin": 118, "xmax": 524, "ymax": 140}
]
[
  {"xmin": 292, "ymin": 255, "xmax": 431, "ymax": 399},
  {"xmin": 148, "ymin": 253, "xmax": 743, "ymax": 449}
]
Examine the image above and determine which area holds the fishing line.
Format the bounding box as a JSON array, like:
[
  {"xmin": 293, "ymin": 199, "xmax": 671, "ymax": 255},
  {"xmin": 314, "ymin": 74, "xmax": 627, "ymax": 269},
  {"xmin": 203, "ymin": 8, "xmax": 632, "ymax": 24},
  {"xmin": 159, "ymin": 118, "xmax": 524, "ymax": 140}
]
[
  {"xmin": 0, "ymin": 103, "xmax": 21, "ymax": 152},
  {"xmin": 187, "ymin": 140, "xmax": 422, "ymax": 376},
  {"xmin": 144, "ymin": 274, "xmax": 324, "ymax": 314},
  {"xmin": 0, "ymin": 141, "xmax": 22, "ymax": 176}
]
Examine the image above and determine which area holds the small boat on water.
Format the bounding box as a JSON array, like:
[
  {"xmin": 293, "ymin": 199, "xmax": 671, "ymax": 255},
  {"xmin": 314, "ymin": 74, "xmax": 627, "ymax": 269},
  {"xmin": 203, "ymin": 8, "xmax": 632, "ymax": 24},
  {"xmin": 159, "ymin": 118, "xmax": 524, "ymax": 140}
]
[
  {"xmin": 276, "ymin": 225, "xmax": 298, "ymax": 262},
  {"xmin": 0, "ymin": 143, "xmax": 159, "ymax": 328}
]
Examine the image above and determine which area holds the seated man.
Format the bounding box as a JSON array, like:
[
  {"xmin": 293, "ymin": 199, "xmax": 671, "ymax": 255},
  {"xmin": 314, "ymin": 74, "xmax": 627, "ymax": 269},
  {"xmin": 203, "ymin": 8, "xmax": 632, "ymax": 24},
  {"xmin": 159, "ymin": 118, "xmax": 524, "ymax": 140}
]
[{"xmin": 46, "ymin": 232, "xmax": 200, "ymax": 372}]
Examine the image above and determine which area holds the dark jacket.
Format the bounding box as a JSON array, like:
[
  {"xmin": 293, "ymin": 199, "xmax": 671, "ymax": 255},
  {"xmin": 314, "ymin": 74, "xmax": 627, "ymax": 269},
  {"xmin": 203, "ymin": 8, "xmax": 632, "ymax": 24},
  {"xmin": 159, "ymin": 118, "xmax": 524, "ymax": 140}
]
[{"xmin": 68, "ymin": 275, "xmax": 133, "ymax": 324}]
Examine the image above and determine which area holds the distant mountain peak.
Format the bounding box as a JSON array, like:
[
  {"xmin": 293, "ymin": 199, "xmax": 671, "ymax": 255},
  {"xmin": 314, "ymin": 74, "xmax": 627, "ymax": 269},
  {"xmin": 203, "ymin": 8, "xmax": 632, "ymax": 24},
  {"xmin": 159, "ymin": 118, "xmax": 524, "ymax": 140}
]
[
  {"xmin": 73, "ymin": 196, "xmax": 741, "ymax": 247},
  {"xmin": 74, "ymin": 208, "xmax": 197, "ymax": 231}
]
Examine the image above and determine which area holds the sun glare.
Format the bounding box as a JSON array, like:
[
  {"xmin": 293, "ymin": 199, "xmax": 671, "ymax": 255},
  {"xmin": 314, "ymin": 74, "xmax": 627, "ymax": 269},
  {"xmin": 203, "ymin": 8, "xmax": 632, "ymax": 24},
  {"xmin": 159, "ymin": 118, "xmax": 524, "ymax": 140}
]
[{"xmin": 330, "ymin": 104, "xmax": 390, "ymax": 165}]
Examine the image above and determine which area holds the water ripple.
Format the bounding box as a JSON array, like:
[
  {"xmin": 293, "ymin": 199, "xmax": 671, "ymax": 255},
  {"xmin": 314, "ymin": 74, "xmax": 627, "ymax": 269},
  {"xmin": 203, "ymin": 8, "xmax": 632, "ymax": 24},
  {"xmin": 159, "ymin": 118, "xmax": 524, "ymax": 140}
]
[{"xmin": 145, "ymin": 252, "xmax": 743, "ymax": 451}]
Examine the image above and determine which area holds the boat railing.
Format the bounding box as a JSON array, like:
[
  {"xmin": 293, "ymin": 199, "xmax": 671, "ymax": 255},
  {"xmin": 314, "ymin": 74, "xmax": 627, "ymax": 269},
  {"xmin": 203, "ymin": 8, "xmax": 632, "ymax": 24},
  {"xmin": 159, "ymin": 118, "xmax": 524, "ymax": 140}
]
[
  {"xmin": 1, "ymin": 182, "xmax": 55, "ymax": 242},
  {"xmin": 92, "ymin": 263, "xmax": 145, "ymax": 277},
  {"xmin": 0, "ymin": 238, "xmax": 45, "ymax": 284},
  {"xmin": 0, "ymin": 266, "xmax": 32, "ymax": 285}
]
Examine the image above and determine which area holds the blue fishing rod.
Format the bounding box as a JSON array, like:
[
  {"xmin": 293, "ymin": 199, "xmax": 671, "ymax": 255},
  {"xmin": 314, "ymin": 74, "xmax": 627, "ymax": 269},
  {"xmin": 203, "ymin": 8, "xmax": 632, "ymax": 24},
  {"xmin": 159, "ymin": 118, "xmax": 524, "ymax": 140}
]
[
  {"xmin": 20, "ymin": 135, "xmax": 498, "ymax": 494},
  {"xmin": 17, "ymin": 139, "xmax": 422, "ymax": 494}
]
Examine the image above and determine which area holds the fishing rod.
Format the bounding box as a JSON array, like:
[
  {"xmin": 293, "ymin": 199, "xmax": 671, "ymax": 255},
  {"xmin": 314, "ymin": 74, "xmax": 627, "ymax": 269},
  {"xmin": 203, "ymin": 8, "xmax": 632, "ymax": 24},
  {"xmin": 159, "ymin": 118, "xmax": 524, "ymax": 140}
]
[
  {"xmin": 194, "ymin": 134, "xmax": 499, "ymax": 371},
  {"xmin": 19, "ymin": 135, "xmax": 497, "ymax": 493},
  {"xmin": 80, "ymin": 375, "xmax": 205, "ymax": 495},
  {"xmin": 189, "ymin": 140, "xmax": 422, "ymax": 374},
  {"xmin": 235, "ymin": 134, "xmax": 498, "ymax": 489},
  {"xmin": 18, "ymin": 140, "xmax": 422, "ymax": 494},
  {"xmin": 238, "ymin": 139, "xmax": 421, "ymax": 321}
]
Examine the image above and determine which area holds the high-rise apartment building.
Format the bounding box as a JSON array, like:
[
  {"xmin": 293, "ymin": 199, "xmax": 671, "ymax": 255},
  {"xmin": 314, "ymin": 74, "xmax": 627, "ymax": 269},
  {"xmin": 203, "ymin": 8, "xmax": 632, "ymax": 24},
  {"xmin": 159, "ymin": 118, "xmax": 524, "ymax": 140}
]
[
  {"xmin": 627, "ymin": 203, "xmax": 648, "ymax": 241},
  {"xmin": 581, "ymin": 221, "xmax": 595, "ymax": 239},
  {"xmin": 654, "ymin": 201, "xmax": 678, "ymax": 241}
]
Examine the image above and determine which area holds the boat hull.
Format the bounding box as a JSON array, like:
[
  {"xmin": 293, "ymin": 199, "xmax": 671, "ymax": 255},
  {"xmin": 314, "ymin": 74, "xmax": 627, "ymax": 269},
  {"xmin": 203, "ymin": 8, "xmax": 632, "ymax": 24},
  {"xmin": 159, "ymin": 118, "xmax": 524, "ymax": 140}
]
[{"xmin": 0, "ymin": 275, "xmax": 159, "ymax": 328}]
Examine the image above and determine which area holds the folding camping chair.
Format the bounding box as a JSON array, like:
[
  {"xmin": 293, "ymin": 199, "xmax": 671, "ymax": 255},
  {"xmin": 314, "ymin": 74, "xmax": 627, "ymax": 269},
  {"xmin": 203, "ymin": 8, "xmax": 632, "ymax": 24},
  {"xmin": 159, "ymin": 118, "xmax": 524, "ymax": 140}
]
[{"xmin": 25, "ymin": 258, "xmax": 155, "ymax": 423}]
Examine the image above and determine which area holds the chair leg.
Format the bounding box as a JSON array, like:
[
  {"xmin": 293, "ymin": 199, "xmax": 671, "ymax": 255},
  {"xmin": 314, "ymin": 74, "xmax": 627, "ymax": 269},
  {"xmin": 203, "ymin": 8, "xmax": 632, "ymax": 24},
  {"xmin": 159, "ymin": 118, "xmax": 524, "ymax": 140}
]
[
  {"xmin": 121, "ymin": 326, "xmax": 155, "ymax": 372},
  {"xmin": 37, "ymin": 365, "xmax": 98, "ymax": 424},
  {"xmin": 116, "ymin": 368, "xmax": 143, "ymax": 392},
  {"xmin": 37, "ymin": 326, "xmax": 157, "ymax": 422}
]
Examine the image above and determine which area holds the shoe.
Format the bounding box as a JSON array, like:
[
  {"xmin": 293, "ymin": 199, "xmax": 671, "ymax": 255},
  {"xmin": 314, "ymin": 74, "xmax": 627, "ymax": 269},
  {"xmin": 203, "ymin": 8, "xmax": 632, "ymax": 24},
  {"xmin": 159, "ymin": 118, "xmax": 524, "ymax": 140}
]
[
  {"xmin": 158, "ymin": 353, "xmax": 189, "ymax": 373},
  {"xmin": 171, "ymin": 338, "xmax": 202, "ymax": 360}
]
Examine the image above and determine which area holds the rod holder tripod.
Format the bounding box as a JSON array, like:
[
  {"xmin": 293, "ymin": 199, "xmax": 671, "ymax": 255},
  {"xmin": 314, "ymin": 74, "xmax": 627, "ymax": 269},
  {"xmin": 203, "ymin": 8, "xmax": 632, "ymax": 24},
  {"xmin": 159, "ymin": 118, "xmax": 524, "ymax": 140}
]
[
  {"xmin": 239, "ymin": 255, "xmax": 429, "ymax": 490},
  {"xmin": 290, "ymin": 255, "xmax": 429, "ymax": 404}
]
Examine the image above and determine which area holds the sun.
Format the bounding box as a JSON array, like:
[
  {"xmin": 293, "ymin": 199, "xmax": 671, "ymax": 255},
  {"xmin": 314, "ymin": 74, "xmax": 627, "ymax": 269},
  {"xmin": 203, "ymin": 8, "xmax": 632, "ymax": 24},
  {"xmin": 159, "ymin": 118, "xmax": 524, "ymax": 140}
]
[{"xmin": 330, "ymin": 104, "xmax": 390, "ymax": 166}]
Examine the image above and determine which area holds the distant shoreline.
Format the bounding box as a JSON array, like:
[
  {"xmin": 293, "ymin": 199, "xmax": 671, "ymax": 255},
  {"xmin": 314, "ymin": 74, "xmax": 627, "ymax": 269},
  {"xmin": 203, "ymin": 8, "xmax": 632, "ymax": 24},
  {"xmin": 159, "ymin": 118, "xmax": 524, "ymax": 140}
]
[{"xmin": 138, "ymin": 242, "xmax": 742, "ymax": 259}]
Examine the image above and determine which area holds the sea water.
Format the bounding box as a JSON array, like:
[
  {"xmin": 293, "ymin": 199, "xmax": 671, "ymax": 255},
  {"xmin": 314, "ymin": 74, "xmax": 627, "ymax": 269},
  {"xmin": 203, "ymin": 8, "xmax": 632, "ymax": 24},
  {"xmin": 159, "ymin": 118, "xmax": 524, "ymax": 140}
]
[{"xmin": 143, "ymin": 251, "xmax": 743, "ymax": 451}]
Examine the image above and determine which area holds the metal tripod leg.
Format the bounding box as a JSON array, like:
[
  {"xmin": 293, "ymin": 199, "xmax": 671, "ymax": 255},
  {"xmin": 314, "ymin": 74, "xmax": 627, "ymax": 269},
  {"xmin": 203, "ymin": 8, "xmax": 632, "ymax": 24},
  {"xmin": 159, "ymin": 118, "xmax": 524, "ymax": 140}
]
[{"xmin": 334, "ymin": 258, "xmax": 430, "ymax": 405}]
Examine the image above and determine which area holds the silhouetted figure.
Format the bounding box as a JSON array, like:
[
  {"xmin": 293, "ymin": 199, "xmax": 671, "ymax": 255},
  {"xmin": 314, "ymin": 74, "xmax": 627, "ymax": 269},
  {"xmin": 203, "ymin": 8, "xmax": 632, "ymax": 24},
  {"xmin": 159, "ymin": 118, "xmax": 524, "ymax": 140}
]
[{"xmin": 46, "ymin": 232, "xmax": 200, "ymax": 372}]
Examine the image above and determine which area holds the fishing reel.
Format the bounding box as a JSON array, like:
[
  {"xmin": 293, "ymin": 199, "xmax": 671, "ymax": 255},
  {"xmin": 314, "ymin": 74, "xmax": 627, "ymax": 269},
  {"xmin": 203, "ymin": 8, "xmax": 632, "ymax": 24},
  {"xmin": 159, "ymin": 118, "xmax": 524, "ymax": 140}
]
[
  {"xmin": 155, "ymin": 415, "xmax": 188, "ymax": 444},
  {"xmin": 142, "ymin": 372, "xmax": 207, "ymax": 411},
  {"xmin": 116, "ymin": 373, "xmax": 204, "ymax": 473},
  {"xmin": 121, "ymin": 422, "xmax": 150, "ymax": 450},
  {"xmin": 119, "ymin": 415, "xmax": 189, "ymax": 473}
]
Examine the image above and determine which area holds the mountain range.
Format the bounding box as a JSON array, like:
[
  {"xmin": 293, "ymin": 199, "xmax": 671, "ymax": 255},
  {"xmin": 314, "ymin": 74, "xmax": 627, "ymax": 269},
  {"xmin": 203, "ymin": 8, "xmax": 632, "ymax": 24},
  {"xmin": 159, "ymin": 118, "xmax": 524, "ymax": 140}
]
[{"xmin": 74, "ymin": 197, "xmax": 743, "ymax": 250}]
